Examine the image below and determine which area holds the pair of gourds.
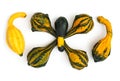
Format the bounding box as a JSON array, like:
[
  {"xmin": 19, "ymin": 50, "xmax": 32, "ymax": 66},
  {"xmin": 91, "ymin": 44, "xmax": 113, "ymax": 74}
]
[{"xmin": 6, "ymin": 12, "xmax": 112, "ymax": 70}]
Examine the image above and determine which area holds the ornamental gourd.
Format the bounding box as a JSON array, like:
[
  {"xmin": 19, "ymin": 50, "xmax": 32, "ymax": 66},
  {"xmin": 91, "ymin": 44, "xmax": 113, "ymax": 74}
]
[
  {"xmin": 92, "ymin": 16, "xmax": 112, "ymax": 62},
  {"xmin": 27, "ymin": 40, "xmax": 56, "ymax": 67},
  {"xmin": 64, "ymin": 41, "xmax": 88, "ymax": 69},
  {"xmin": 66, "ymin": 14, "xmax": 94, "ymax": 38},
  {"xmin": 55, "ymin": 17, "xmax": 68, "ymax": 51},
  {"xmin": 6, "ymin": 12, "xmax": 26, "ymax": 56},
  {"xmin": 31, "ymin": 13, "xmax": 56, "ymax": 36}
]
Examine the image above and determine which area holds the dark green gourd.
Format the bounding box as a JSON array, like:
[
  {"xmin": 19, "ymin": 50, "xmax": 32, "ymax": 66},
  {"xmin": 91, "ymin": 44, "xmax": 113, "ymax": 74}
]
[{"xmin": 55, "ymin": 17, "xmax": 68, "ymax": 52}]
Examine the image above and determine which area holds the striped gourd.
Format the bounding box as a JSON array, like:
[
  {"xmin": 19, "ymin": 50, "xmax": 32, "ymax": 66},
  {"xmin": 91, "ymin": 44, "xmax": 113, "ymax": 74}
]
[
  {"xmin": 27, "ymin": 40, "xmax": 56, "ymax": 67},
  {"xmin": 6, "ymin": 12, "xmax": 26, "ymax": 56},
  {"xmin": 92, "ymin": 16, "xmax": 112, "ymax": 62},
  {"xmin": 64, "ymin": 41, "xmax": 88, "ymax": 70},
  {"xmin": 66, "ymin": 14, "xmax": 94, "ymax": 38},
  {"xmin": 31, "ymin": 13, "xmax": 56, "ymax": 36}
]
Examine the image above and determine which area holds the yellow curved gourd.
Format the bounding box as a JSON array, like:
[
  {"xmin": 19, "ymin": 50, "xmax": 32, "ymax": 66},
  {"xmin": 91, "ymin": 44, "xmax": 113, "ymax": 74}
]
[
  {"xmin": 92, "ymin": 16, "xmax": 112, "ymax": 62},
  {"xmin": 6, "ymin": 12, "xmax": 26, "ymax": 56}
]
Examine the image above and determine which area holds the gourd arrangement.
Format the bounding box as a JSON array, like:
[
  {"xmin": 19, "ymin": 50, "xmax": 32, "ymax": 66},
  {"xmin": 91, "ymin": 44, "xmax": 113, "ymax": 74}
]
[{"xmin": 6, "ymin": 12, "xmax": 112, "ymax": 70}]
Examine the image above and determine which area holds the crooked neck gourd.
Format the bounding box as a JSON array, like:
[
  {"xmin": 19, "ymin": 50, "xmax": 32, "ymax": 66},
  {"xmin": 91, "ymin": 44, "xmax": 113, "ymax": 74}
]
[{"xmin": 92, "ymin": 16, "xmax": 112, "ymax": 62}]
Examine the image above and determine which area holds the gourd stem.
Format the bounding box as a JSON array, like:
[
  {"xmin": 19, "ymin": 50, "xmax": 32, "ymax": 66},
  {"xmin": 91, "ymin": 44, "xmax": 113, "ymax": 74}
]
[
  {"xmin": 64, "ymin": 41, "xmax": 72, "ymax": 53},
  {"xmin": 46, "ymin": 39, "xmax": 57, "ymax": 49},
  {"xmin": 48, "ymin": 28, "xmax": 56, "ymax": 37}
]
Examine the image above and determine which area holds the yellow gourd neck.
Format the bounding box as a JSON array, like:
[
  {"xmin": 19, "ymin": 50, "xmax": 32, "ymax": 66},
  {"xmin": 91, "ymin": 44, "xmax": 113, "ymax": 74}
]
[
  {"xmin": 8, "ymin": 12, "xmax": 26, "ymax": 26},
  {"xmin": 97, "ymin": 16, "xmax": 112, "ymax": 37}
]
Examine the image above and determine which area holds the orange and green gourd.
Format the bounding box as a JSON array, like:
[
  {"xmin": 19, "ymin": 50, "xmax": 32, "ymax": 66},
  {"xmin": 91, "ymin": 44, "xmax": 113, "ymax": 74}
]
[{"xmin": 92, "ymin": 16, "xmax": 112, "ymax": 62}]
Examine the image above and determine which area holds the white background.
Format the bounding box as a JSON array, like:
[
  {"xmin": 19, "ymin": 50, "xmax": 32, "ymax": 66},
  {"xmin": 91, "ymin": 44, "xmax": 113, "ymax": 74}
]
[{"xmin": 0, "ymin": 0, "xmax": 120, "ymax": 81}]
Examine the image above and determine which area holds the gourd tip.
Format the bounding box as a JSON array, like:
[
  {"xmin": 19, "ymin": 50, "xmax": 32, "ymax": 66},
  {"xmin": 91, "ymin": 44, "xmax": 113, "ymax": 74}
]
[
  {"xmin": 97, "ymin": 16, "xmax": 104, "ymax": 23},
  {"xmin": 19, "ymin": 53, "xmax": 23, "ymax": 56},
  {"xmin": 28, "ymin": 62, "xmax": 30, "ymax": 65},
  {"xmin": 31, "ymin": 27, "xmax": 37, "ymax": 32},
  {"xmin": 93, "ymin": 54, "xmax": 105, "ymax": 62}
]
